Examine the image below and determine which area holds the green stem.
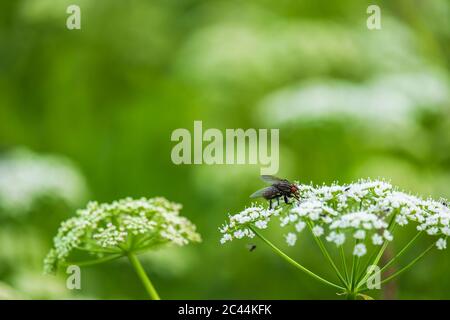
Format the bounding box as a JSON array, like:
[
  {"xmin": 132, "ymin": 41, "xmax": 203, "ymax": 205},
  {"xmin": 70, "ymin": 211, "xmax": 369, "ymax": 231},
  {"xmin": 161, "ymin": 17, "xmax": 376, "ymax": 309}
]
[
  {"xmin": 64, "ymin": 253, "xmax": 123, "ymax": 267},
  {"xmin": 355, "ymin": 248, "xmax": 377, "ymax": 285},
  {"xmin": 356, "ymin": 221, "xmax": 397, "ymax": 289},
  {"xmin": 350, "ymin": 241, "xmax": 360, "ymax": 291},
  {"xmin": 250, "ymin": 227, "xmax": 344, "ymax": 291},
  {"xmin": 346, "ymin": 292, "xmax": 357, "ymax": 300},
  {"xmin": 359, "ymin": 242, "xmax": 435, "ymax": 292},
  {"xmin": 127, "ymin": 253, "xmax": 160, "ymax": 300},
  {"xmin": 307, "ymin": 222, "xmax": 348, "ymax": 289},
  {"xmin": 378, "ymin": 231, "xmax": 423, "ymax": 275},
  {"xmin": 340, "ymin": 245, "xmax": 349, "ymax": 285},
  {"xmin": 75, "ymin": 246, "xmax": 121, "ymax": 254},
  {"xmin": 379, "ymin": 243, "xmax": 434, "ymax": 286}
]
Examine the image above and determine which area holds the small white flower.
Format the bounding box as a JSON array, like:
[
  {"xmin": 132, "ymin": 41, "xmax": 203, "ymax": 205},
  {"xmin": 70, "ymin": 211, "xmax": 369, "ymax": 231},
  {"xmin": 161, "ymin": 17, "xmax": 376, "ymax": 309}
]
[
  {"xmin": 295, "ymin": 221, "xmax": 306, "ymax": 233},
  {"xmin": 326, "ymin": 231, "xmax": 345, "ymax": 246},
  {"xmin": 249, "ymin": 211, "xmax": 259, "ymax": 219},
  {"xmin": 234, "ymin": 230, "xmax": 245, "ymax": 239},
  {"xmin": 285, "ymin": 233, "xmax": 297, "ymax": 246},
  {"xmin": 334, "ymin": 233, "xmax": 346, "ymax": 246},
  {"xmin": 353, "ymin": 243, "xmax": 367, "ymax": 257},
  {"xmin": 353, "ymin": 230, "xmax": 366, "ymax": 240},
  {"xmin": 436, "ymin": 238, "xmax": 447, "ymax": 250},
  {"xmin": 362, "ymin": 222, "xmax": 373, "ymax": 230},
  {"xmin": 280, "ymin": 216, "xmax": 290, "ymax": 227},
  {"xmin": 427, "ymin": 227, "xmax": 439, "ymax": 235},
  {"xmin": 220, "ymin": 234, "xmax": 232, "ymax": 244},
  {"xmin": 326, "ymin": 231, "xmax": 337, "ymax": 243},
  {"xmin": 372, "ymin": 233, "xmax": 383, "ymax": 245},
  {"xmin": 312, "ymin": 225, "xmax": 324, "ymax": 237},
  {"xmin": 255, "ymin": 220, "xmax": 268, "ymax": 229},
  {"xmin": 442, "ymin": 227, "xmax": 450, "ymax": 236},
  {"xmin": 395, "ymin": 215, "xmax": 408, "ymax": 226},
  {"xmin": 383, "ymin": 230, "xmax": 393, "ymax": 241}
]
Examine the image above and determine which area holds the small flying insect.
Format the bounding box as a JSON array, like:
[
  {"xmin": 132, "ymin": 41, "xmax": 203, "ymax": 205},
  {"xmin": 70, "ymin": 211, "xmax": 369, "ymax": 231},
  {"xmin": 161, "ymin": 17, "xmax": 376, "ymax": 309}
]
[
  {"xmin": 250, "ymin": 175, "xmax": 300, "ymax": 209},
  {"xmin": 246, "ymin": 244, "xmax": 257, "ymax": 252}
]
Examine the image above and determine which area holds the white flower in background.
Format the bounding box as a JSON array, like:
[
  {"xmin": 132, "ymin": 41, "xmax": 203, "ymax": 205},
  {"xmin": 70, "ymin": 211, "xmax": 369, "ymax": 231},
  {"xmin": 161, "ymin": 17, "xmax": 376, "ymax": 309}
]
[
  {"xmin": 0, "ymin": 148, "xmax": 88, "ymax": 216},
  {"xmin": 258, "ymin": 71, "xmax": 448, "ymax": 133},
  {"xmin": 219, "ymin": 179, "xmax": 450, "ymax": 257},
  {"xmin": 177, "ymin": 16, "xmax": 429, "ymax": 97},
  {"xmin": 353, "ymin": 243, "xmax": 367, "ymax": 257},
  {"xmin": 44, "ymin": 197, "xmax": 201, "ymax": 274}
]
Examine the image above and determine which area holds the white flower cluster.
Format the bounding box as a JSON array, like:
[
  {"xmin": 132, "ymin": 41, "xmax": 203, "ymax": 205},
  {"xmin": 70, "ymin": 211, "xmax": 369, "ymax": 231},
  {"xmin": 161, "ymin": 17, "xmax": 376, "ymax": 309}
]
[
  {"xmin": 0, "ymin": 148, "xmax": 87, "ymax": 216},
  {"xmin": 219, "ymin": 206, "xmax": 281, "ymax": 244},
  {"xmin": 219, "ymin": 179, "xmax": 449, "ymax": 257},
  {"xmin": 258, "ymin": 71, "xmax": 448, "ymax": 133},
  {"xmin": 44, "ymin": 197, "xmax": 201, "ymax": 273}
]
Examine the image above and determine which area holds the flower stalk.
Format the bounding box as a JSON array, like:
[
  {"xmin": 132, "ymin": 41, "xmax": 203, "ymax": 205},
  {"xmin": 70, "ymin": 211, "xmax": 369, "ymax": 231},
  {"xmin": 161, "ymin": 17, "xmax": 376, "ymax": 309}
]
[
  {"xmin": 128, "ymin": 252, "xmax": 160, "ymax": 300},
  {"xmin": 250, "ymin": 227, "xmax": 344, "ymax": 291}
]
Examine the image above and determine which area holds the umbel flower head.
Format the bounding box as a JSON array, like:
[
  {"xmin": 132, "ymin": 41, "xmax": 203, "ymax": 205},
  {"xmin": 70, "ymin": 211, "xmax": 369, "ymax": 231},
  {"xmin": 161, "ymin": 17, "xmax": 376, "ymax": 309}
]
[
  {"xmin": 219, "ymin": 179, "xmax": 449, "ymax": 298},
  {"xmin": 44, "ymin": 197, "xmax": 201, "ymax": 275},
  {"xmin": 220, "ymin": 179, "xmax": 449, "ymax": 253}
]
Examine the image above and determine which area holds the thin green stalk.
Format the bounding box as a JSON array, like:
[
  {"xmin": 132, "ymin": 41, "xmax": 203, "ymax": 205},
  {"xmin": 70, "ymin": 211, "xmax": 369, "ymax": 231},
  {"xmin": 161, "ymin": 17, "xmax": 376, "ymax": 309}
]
[
  {"xmin": 350, "ymin": 241, "xmax": 360, "ymax": 291},
  {"xmin": 127, "ymin": 252, "xmax": 160, "ymax": 300},
  {"xmin": 340, "ymin": 245, "xmax": 349, "ymax": 284},
  {"xmin": 133, "ymin": 242, "xmax": 165, "ymax": 255},
  {"xmin": 64, "ymin": 253, "xmax": 123, "ymax": 267},
  {"xmin": 355, "ymin": 247, "xmax": 377, "ymax": 285},
  {"xmin": 379, "ymin": 243, "xmax": 434, "ymax": 286},
  {"xmin": 359, "ymin": 242, "xmax": 435, "ymax": 292},
  {"xmin": 250, "ymin": 227, "xmax": 344, "ymax": 291},
  {"xmin": 75, "ymin": 246, "xmax": 121, "ymax": 254},
  {"xmin": 353, "ymin": 258, "xmax": 361, "ymax": 289},
  {"xmin": 346, "ymin": 292, "xmax": 357, "ymax": 300},
  {"xmin": 378, "ymin": 231, "xmax": 423, "ymax": 275},
  {"xmin": 307, "ymin": 222, "xmax": 348, "ymax": 289},
  {"xmin": 356, "ymin": 221, "xmax": 397, "ymax": 289}
]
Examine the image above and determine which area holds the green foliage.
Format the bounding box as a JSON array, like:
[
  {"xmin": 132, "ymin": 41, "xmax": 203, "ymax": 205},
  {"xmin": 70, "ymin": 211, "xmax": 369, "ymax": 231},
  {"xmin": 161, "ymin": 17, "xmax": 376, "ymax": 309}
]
[{"xmin": 0, "ymin": 0, "xmax": 449, "ymax": 299}]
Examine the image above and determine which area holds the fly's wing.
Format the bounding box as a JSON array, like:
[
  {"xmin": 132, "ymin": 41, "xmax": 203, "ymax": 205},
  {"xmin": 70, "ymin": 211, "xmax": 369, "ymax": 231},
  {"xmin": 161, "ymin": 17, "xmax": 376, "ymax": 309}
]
[
  {"xmin": 250, "ymin": 187, "xmax": 275, "ymax": 198},
  {"xmin": 260, "ymin": 175, "xmax": 285, "ymax": 184}
]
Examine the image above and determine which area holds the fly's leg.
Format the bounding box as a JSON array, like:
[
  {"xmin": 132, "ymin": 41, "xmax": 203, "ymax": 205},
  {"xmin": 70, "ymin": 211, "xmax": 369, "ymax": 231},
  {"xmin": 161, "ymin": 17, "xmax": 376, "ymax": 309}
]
[
  {"xmin": 269, "ymin": 199, "xmax": 272, "ymax": 209},
  {"xmin": 277, "ymin": 197, "xmax": 280, "ymax": 206},
  {"xmin": 284, "ymin": 195, "xmax": 289, "ymax": 204}
]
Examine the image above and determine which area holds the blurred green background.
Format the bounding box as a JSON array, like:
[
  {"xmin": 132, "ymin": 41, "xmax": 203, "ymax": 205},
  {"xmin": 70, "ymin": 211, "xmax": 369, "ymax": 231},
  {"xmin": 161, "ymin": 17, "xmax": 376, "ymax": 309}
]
[{"xmin": 0, "ymin": 0, "xmax": 449, "ymax": 299}]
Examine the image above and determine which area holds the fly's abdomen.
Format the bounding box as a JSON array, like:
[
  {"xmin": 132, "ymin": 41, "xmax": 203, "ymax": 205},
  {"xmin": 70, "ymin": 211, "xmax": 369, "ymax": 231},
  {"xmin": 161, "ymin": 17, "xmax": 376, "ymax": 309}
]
[{"xmin": 262, "ymin": 187, "xmax": 281, "ymax": 200}]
